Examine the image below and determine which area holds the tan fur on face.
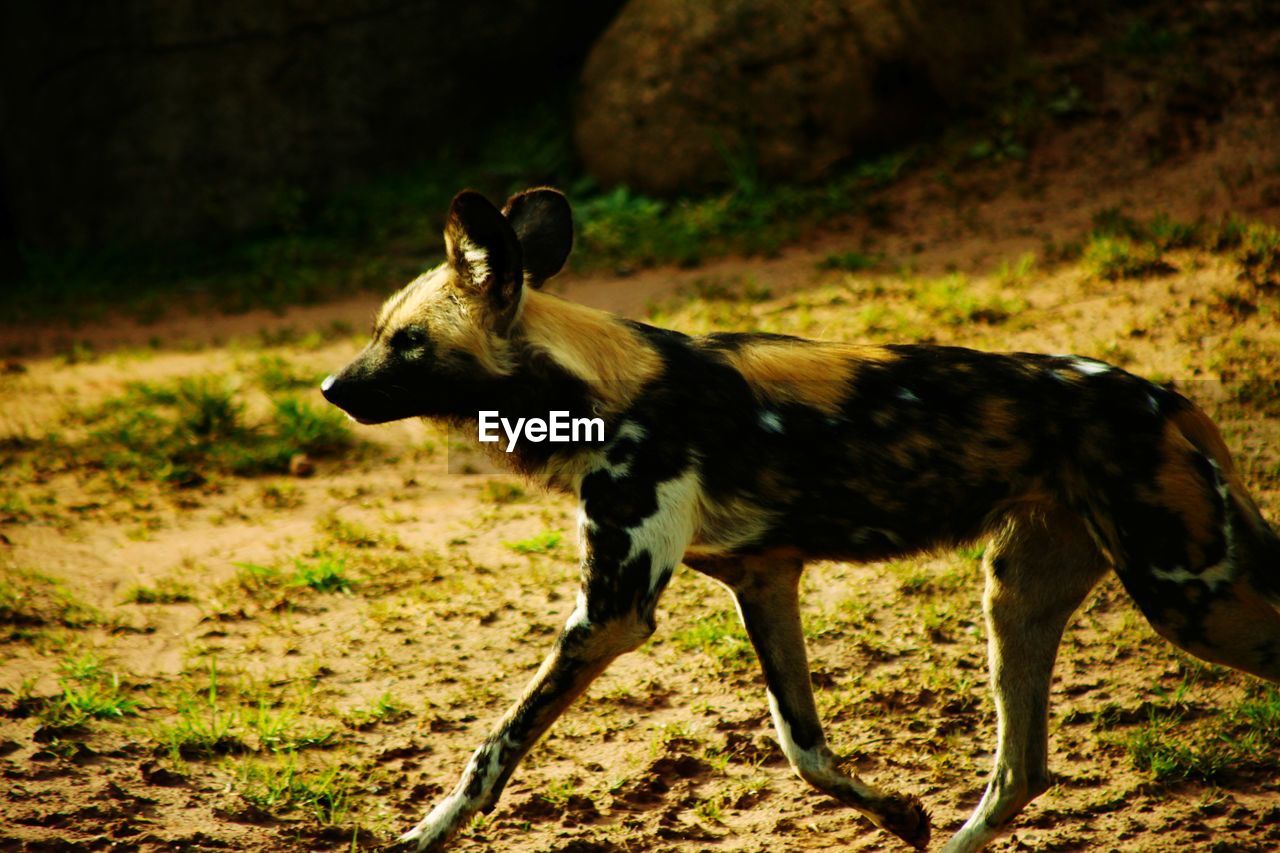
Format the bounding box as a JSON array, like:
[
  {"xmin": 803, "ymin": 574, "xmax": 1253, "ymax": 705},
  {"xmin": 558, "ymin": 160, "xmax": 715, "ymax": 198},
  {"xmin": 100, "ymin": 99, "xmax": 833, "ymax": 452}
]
[
  {"xmin": 376, "ymin": 265, "xmax": 514, "ymax": 376},
  {"xmin": 516, "ymin": 290, "xmax": 661, "ymax": 411},
  {"xmin": 722, "ymin": 341, "xmax": 895, "ymax": 416}
]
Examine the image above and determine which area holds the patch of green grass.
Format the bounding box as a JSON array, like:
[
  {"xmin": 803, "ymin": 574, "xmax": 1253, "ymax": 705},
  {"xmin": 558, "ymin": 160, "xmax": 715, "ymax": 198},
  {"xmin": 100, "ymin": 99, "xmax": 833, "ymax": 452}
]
[
  {"xmin": 1084, "ymin": 235, "xmax": 1173, "ymax": 280},
  {"xmin": 673, "ymin": 611, "xmax": 754, "ymax": 671},
  {"xmin": 540, "ymin": 778, "xmax": 579, "ymax": 808},
  {"xmin": 344, "ymin": 692, "xmax": 411, "ymax": 729},
  {"xmin": 291, "ymin": 553, "xmax": 355, "ymax": 594},
  {"xmin": 232, "ymin": 552, "xmax": 356, "ymax": 598},
  {"xmin": 480, "ymin": 480, "xmax": 526, "ymax": 505},
  {"xmin": 1236, "ymin": 223, "xmax": 1280, "ymax": 290},
  {"xmin": 237, "ymin": 757, "xmax": 353, "ymax": 824},
  {"xmin": 154, "ymin": 660, "xmax": 247, "ymax": 759},
  {"xmin": 818, "ymin": 251, "xmax": 881, "ymax": 272},
  {"xmin": 504, "ymin": 530, "xmax": 563, "ymax": 555},
  {"xmin": 0, "ymin": 566, "xmax": 99, "ymax": 632},
  {"xmin": 155, "ymin": 660, "xmax": 339, "ymax": 759},
  {"xmin": 265, "ymin": 396, "xmax": 353, "ymax": 460},
  {"xmin": 37, "ymin": 653, "xmax": 138, "ymax": 731},
  {"xmin": 48, "ymin": 376, "xmax": 355, "ymax": 488},
  {"xmin": 575, "ymin": 152, "xmax": 908, "ymax": 270},
  {"xmin": 122, "ymin": 577, "xmax": 195, "ymax": 605},
  {"xmin": 993, "ymin": 252, "xmax": 1037, "ymax": 287},
  {"xmin": 914, "ymin": 273, "xmax": 1026, "ymax": 326},
  {"xmin": 260, "ymin": 482, "xmax": 303, "ymax": 509},
  {"xmin": 1122, "ymin": 685, "xmax": 1280, "ymax": 783},
  {"xmin": 693, "ymin": 791, "xmax": 730, "ymax": 824},
  {"xmin": 230, "ymin": 561, "xmax": 284, "ymax": 601},
  {"xmin": 317, "ymin": 513, "xmax": 391, "ymax": 549},
  {"xmin": 252, "ymin": 355, "xmax": 324, "ymax": 393},
  {"xmin": 246, "ymin": 701, "xmax": 337, "ymax": 752},
  {"xmin": 1146, "ymin": 213, "xmax": 1201, "ymax": 250}
]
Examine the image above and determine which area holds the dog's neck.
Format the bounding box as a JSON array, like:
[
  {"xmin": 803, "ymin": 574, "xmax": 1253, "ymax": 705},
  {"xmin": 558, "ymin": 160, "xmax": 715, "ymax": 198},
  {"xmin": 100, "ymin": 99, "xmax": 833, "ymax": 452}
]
[
  {"xmin": 510, "ymin": 290, "xmax": 661, "ymax": 414},
  {"xmin": 432, "ymin": 291, "xmax": 663, "ymax": 488}
]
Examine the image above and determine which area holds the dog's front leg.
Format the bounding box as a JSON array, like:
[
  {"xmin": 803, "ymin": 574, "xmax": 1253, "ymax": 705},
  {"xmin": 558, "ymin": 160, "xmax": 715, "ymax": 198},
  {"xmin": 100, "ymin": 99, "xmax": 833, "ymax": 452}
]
[
  {"xmin": 728, "ymin": 555, "xmax": 931, "ymax": 850},
  {"xmin": 399, "ymin": 492, "xmax": 688, "ymax": 851}
]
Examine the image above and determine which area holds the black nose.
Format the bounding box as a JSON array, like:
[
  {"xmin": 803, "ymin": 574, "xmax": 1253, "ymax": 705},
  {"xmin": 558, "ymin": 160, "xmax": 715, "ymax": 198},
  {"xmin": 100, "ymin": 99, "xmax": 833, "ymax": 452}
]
[{"xmin": 320, "ymin": 374, "xmax": 345, "ymax": 407}]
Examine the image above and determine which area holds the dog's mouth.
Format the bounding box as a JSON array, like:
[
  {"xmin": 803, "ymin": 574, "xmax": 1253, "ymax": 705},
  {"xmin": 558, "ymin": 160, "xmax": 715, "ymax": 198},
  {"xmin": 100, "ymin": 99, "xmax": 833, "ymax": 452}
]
[{"xmin": 347, "ymin": 413, "xmax": 391, "ymax": 426}]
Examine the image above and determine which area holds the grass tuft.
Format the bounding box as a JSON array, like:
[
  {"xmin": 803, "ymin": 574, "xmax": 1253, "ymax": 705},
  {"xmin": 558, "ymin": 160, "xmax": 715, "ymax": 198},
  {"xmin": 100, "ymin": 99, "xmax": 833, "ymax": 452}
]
[
  {"xmin": 505, "ymin": 530, "xmax": 563, "ymax": 555},
  {"xmin": 237, "ymin": 758, "xmax": 353, "ymax": 824},
  {"xmin": 291, "ymin": 553, "xmax": 356, "ymax": 594},
  {"xmin": 673, "ymin": 611, "xmax": 754, "ymax": 671},
  {"xmin": 123, "ymin": 577, "xmax": 195, "ymax": 605},
  {"xmin": 818, "ymin": 251, "xmax": 881, "ymax": 272},
  {"xmin": 1084, "ymin": 235, "xmax": 1173, "ymax": 280},
  {"xmin": 35, "ymin": 654, "xmax": 138, "ymax": 731},
  {"xmin": 1236, "ymin": 223, "xmax": 1280, "ymax": 290},
  {"xmin": 0, "ymin": 567, "xmax": 100, "ymax": 631},
  {"xmin": 1122, "ymin": 685, "xmax": 1280, "ymax": 783},
  {"xmin": 49, "ymin": 377, "xmax": 355, "ymax": 488}
]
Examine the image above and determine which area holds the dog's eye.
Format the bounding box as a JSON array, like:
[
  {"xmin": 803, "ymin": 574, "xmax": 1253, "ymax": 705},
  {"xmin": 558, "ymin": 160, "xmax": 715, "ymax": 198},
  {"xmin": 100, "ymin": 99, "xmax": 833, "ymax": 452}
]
[{"xmin": 389, "ymin": 327, "xmax": 427, "ymax": 353}]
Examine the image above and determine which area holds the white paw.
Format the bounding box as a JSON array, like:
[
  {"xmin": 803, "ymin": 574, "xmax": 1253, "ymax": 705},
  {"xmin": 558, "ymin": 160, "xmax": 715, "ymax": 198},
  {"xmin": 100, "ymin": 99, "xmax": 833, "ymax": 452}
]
[
  {"xmin": 940, "ymin": 820, "xmax": 999, "ymax": 853},
  {"xmin": 398, "ymin": 795, "xmax": 471, "ymax": 851}
]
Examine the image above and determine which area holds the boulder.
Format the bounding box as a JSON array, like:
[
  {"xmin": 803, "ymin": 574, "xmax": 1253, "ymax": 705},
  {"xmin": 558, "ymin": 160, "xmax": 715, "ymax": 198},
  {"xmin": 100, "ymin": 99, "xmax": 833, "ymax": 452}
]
[{"xmin": 574, "ymin": 0, "xmax": 1025, "ymax": 194}]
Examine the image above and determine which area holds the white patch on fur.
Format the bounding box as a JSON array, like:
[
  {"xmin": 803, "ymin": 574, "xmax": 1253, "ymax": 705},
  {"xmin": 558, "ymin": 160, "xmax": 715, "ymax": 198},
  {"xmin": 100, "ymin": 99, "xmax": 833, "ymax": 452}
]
[
  {"xmin": 459, "ymin": 235, "xmax": 490, "ymax": 283},
  {"xmin": 766, "ymin": 691, "xmax": 809, "ymax": 768},
  {"xmin": 1146, "ymin": 393, "xmax": 1161, "ymax": 414},
  {"xmin": 623, "ymin": 468, "xmax": 700, "ymax": 590},
  {"xmin": 1069, "ymin": 357, "xmax": 1111, "ymax": 376},
  {"xmin": 941, "ymin": 816, "xmax": 1005, "ymax": 853},
  {"xmin": 400, "ymin": 733, "xmax": 518, "ymax": 849},
  {"xmin": 758, "ymin": 410, "xmax": 784, "ymax": 434},
  {"xmin": 764, "ymin": 690, "xmax": 857, "ymax": 793},
  {"xmin": 1152, "ymin": 459, "xmax": 1238, "ymax": 590},
  {"xmin": 896, "ymin": 386, "xmax": 920, "ymax": 403},
  {"xmin": 566, "ymin": 585, "xmax": 591, "ymax": 632},
  {"xmin": 613, "ymin": 421, "xmax": 646, "ymax": 443}
]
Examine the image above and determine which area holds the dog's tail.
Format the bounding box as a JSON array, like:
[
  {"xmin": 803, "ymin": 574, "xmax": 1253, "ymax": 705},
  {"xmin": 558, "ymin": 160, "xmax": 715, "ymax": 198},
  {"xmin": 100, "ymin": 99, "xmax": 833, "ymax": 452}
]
[
  {"xmin": 1091, "ymin": 395, "xmax": 1280, "ymax": 683},
  {"xmin": 1169, "ymin": 401, "xmax": 1280, "ymax": 606}
]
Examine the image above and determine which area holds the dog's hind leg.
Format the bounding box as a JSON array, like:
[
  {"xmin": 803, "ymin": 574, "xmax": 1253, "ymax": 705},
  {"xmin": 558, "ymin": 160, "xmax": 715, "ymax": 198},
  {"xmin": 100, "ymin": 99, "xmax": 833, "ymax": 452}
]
[
  {"xmin": 690, "ymin": 552, "xmax": 932, "ymax": 850},
  {"xmin": 942, "ymin": 508, "xmax": 1107, "ymax": 853}
]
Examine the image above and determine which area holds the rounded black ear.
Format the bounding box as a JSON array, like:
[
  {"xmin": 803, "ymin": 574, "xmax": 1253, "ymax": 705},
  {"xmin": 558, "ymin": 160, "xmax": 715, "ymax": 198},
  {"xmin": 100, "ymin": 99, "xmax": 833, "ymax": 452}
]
[
  {"xmin": 444, "ymin": 190, "xmax": 523, "ymax": 317},
  {"xmin": 502, "ymin": 187, "xmax": 573, "ymax": 289}
]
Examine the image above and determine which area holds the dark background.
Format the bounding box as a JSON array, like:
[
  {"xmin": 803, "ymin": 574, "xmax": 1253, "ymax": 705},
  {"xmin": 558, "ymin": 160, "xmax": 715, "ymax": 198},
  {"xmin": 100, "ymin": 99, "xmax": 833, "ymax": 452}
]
[{"xmin": 1, "ymin": 0, "xmax": 1274, "ymax": 308}]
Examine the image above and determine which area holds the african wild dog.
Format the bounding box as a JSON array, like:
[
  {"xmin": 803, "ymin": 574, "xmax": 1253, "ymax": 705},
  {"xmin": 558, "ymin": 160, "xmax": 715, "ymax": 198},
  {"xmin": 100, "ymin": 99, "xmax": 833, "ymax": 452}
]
[{"xmin": 322, "ymin": 188, "xmax": 1280, "ymax": 852}]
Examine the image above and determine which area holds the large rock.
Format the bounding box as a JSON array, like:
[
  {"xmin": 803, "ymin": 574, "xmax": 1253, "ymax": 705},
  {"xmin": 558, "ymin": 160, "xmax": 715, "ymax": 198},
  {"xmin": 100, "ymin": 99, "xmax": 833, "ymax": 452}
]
[
  {"xmin": 0, "ymin": 1, "xmax": 622, "ymax": 248},
  {"xmin": 575, "ymin": 0, "xmax": 1025, "ymax": 194}
]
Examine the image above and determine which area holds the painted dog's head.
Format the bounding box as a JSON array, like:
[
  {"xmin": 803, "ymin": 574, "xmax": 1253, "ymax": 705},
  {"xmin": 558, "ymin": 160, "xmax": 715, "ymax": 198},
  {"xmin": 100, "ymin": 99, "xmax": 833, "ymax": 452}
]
[{"xmin": 321, "ymin": 188, "xmax": 573, "ymax": 424}]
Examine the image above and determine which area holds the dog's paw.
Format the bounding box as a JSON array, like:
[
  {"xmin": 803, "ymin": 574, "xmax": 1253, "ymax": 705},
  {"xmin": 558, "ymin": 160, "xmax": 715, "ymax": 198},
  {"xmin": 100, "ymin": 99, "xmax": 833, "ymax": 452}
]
[
  {"xmin": 397, "ymin": 795, "xmax": 470, "ymax": 852},
  {"xmin": 878, "ymin": 792, "xmax": 931, "ymax": 851},
  {"xmin": 396, "ymin": 821, "xmax": 451, "ymax": 852}
]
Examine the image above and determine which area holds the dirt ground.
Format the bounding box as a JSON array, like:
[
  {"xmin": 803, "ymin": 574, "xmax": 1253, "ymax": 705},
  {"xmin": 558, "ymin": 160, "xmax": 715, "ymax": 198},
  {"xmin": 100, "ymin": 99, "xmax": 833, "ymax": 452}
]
[{"xmin": 4, "ymin": 23, "xmax": 1280, "ymax": 852}]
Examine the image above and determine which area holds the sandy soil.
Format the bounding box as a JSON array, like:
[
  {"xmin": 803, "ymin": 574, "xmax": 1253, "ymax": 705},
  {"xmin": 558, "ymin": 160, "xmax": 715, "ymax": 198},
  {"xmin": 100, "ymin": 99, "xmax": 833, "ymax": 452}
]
[{"xmin": 3, "ymin": 13, "xmax": 1280, "ymax": 852}]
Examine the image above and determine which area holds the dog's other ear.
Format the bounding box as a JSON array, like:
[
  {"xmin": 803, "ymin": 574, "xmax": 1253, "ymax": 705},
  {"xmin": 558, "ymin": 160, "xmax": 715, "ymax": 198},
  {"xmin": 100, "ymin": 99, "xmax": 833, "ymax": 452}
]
[
  {"xmin": 444, "ymin": 190, "xmax": 523, "ymax": 317},
  {"xmin": 502, "ymin": 187, "xmax": 573, "ymax": 289}
]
